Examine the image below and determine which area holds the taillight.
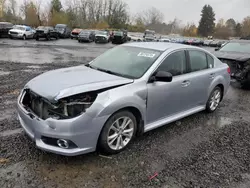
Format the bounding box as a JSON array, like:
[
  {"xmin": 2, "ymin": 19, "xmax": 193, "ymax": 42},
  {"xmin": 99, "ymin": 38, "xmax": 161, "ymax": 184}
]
[{"xmin": 227, "ymin": 67, "xmax": 230, "ymax": 74}]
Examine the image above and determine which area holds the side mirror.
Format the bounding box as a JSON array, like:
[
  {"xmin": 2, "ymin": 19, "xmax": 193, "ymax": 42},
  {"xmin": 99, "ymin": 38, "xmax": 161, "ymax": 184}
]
[
  {"xmin": 150, "ymin": 71, "xmax": 173, "ymax": 82},
  {"xmin": 215, "ymin": 48, "xmax": 219, "ymax": 51}
]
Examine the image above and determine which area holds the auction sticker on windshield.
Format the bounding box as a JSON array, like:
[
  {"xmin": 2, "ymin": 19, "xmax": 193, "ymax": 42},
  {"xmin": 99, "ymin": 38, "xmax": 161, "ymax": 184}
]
[{"xmin": 137, "ymin": 52, "xmax": 156, "ymax": 58}]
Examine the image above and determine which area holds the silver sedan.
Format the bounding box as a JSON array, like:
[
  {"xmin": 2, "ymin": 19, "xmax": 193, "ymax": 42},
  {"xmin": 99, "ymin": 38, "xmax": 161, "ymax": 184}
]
[{"xmin": 17, "ymin": 42, "xmax": 231, "ymax": 156}]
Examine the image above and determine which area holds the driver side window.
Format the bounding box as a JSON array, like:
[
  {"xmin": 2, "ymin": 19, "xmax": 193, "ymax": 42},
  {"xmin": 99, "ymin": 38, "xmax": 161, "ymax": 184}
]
[{"xmin": 157, "ymin": 51, "xmax": 187, "ymax": 76}]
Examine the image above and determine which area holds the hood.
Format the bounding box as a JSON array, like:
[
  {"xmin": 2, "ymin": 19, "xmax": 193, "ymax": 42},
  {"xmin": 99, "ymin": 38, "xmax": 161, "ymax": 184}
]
[
  {"xmin": 9, "ymin": 29, "xmax": 24, "ymax": 33},
  {"xmin": 213, "ymin": 51, "xmax": 250, "ymax": 62},
  {"xmin": 72, "ymin": 28, "xmax": 82, "ymax": 33},
  {"xmin": 26, "ymin": 65, "xmax": 133, "ymax": 102},
  {"xmin": 95, "ymin": 34, "xmax": 108, "ymax": 38}
]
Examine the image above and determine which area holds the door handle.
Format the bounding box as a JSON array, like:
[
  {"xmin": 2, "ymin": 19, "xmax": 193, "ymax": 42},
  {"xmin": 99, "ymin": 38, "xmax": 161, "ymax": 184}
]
[{"xmin": 181, "ymin": 80, "xmax": 190, "ymax": 87}]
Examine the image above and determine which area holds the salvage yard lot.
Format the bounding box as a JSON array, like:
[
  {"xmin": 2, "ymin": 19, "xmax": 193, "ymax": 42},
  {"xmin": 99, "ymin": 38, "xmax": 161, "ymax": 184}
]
[{"xmin": 1, "ymin": 39, "xmax": 250, "ymax": 188}]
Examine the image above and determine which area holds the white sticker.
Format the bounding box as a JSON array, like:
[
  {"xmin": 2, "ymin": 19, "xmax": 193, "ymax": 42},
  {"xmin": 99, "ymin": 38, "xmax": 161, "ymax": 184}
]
[{"xmin": 137, "ymin": 52, "xmax": 156, "ymax": 58}]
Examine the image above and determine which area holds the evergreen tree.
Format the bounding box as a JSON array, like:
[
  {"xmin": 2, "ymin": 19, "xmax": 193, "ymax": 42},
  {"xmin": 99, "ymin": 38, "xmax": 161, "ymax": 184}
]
[
  {"xmin": 198, "ymin": 5, "xmax": 215, "ymax": 37},
  {"xmin": 235, "ymin": 23, "xmax": 242, "ymax": 37}
]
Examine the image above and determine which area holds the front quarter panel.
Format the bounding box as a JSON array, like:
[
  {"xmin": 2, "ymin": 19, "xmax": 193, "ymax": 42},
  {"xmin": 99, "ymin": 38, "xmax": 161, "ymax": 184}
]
[{"xmin": 94, "ymin": 81, "xmax": 147, "ymax": 122}]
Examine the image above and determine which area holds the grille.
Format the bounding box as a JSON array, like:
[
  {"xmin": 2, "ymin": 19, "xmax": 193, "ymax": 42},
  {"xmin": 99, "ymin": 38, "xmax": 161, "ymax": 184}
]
[
  {"xmin": 21, "ymin": 90, "xmax": 49, "ymax": 119},
  {"xmin": 95, "ymin": 36, "xmax": 106, "ymax": 40},
  {"xmin": 36, "ymin": 30, "xmax": 44, "ymax": 34},
  {"xmin": 10, "ymin": 31, "xmax": 18, "ymax": 34}
]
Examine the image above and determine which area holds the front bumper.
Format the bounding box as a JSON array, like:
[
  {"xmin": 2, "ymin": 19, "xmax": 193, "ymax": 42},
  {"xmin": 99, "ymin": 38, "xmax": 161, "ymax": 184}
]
[
  {"xmin": 71, "ymin": 34, "xmax": 79, "ymax": 39},
  {"xmin": 9, "ymin": 33, "xmax": 24, "ymax": 38},
  {"xmin": 17, "ymin": 94, "xmax": 108, "ymax": 156}
]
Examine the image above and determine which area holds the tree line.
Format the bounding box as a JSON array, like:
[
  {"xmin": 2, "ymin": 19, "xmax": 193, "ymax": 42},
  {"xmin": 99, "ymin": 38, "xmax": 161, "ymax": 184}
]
[{"xmin": 0, "ymin": 0, "xmax": 250, "ymax": 39}]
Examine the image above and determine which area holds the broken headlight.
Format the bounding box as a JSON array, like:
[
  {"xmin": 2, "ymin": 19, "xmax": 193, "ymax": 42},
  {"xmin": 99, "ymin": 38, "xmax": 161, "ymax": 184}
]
[{"xmin": 47, "ymin": 93, "xmax": 97, "ymax": 120}]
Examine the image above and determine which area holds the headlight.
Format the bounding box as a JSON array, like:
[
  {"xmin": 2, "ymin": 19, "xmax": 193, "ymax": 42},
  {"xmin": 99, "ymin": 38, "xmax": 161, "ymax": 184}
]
[{"xmin": 47, "ymin": 92, "xmax": 97, "ymax": 119}]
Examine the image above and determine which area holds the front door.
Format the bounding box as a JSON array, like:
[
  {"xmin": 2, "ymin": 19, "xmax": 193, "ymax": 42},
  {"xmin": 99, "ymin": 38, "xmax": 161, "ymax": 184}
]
[{"xmin": 146, "ymin": 50, "xmax": 192, "ymax": 124}]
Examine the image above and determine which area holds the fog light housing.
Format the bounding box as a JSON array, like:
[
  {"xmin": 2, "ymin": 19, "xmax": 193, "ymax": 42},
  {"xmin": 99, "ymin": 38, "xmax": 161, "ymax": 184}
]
[{"xmin": 57, "ymin": 139, "xmax": 69, "ymax": 149}]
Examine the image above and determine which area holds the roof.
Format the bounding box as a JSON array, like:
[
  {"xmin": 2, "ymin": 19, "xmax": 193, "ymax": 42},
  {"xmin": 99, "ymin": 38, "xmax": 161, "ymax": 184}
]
[{"xmin": 123, "ymin": 42, "xmax": 202, "ymax": 51}]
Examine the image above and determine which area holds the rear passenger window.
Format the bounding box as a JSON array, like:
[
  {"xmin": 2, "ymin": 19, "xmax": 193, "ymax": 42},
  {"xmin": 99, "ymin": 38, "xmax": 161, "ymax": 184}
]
[
  {"xmin": 206, "ymin": 54, "xmax": 214, "ymax": 68},
  {"xmin": 189, "ymin": 50, "xmax": 208, "ymax": 72}
]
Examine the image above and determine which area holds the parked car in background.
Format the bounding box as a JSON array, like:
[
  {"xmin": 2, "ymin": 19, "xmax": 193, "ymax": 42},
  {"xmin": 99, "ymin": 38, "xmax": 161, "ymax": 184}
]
[
  {"xmin": 159, "ymin": 38, "xmax": 171, "ymax": 42},
  {"xmin": 214, "ymin": 40, "xmax": 250, "ymax": 88},
  {"xmin": 209, "ymin": 40, "xmax": 220, "ymax": 47},
  {"xmin": 71, "ymin": 28, "xmax": 83, "ymax": 39},
  {"xmin": 78, "ymin": 30, "xmax": 95, "ymax": 42},
  {"xmin": 17, "ymin": 42, "xmax": 230, "ymax": 156},
  {"xmin": 55, "ymin": 24, "xmax": 71, "ymax": 38},
  {"xmin": 192, "ymin": 39, "xmax": 204, "ymax": 46},
  {"xmin": 129, "ymin": 35, "xmax": 143, "ymax": 42},
  {"xmin": 112, "ymin": 30, "xmax": 128, "ymax": 44},
  {"xmin": 95, "ymin": 30, "xmax": 110, "ymax": 43},
  {"xmin": 0, "ymin": 22, "xmax": 13, "ymax": 38},
  {"xmin": 9, "ymin": 25, "xmax": 35, "ymax": 40},
  {"xmin": 143, "ymin": 29, "xmax": 156, "ymax": 41},
  {"xmin": 240, "ymin": 36, "xmax": 250, "ymax": 40},
  {"xmin": 35, "ymin": 26, "xmax": 59, "ymax": 41},
  {"xmin": 203, "ymin": 39, "xmax": 213, "ymax": 46}
]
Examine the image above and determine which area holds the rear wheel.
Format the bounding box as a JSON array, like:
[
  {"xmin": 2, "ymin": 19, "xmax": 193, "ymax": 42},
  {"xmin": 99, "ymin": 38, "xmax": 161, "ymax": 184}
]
[
  {"xmin": 206, "ymin": 86, "xmax": 222, "ymax": 113},
  {"xmin": 98, "ymin": 111, "xmax": 137, "ymax": 154},
  {"xmin": 36, "ymin": 37, "xmax": 39, "ymax": 41}
]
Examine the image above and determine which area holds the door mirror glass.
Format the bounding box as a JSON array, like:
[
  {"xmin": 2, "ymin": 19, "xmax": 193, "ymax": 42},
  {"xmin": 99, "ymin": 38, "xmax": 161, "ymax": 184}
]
[{"xmin": 154, "ymin": 71, "xmax": 173, "ymax": 82}]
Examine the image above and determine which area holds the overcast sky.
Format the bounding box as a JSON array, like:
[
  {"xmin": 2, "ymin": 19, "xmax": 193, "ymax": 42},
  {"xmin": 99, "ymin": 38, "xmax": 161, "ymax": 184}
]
[{"xmin": 123, "ymin": 0, "xmax": 250, "ymax": 24}]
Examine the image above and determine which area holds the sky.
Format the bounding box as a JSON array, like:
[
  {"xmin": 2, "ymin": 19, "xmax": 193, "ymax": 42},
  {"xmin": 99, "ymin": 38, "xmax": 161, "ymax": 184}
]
[
  {"xmin": 123, "ymin": 0, "xmax": 250, "ymax": 24},
  {"xmin": 15, "ymin": 0, "xmax": 250, "ymax": 25}
]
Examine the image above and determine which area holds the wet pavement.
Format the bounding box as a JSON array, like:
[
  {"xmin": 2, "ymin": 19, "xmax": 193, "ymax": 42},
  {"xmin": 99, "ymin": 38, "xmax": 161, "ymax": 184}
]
[{"xmin": 1, "ymin": 39, "xmax": 250, "ymax": 188}]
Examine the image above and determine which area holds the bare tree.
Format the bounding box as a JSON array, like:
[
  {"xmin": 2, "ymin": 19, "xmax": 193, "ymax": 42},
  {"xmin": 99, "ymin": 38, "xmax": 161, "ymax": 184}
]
[{"xmin": 142, "ymin": 7, "xmax": 164, "ymax": 25}]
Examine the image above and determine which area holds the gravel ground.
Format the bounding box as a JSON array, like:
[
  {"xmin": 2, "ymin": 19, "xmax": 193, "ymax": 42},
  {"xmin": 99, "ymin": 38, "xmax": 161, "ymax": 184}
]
[{"xmin": 1, "ymin": 39, "xmax": 250, "ymax": 188}]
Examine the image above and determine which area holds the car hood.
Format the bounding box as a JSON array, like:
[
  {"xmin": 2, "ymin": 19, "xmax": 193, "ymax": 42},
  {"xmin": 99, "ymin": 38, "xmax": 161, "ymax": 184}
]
[
  {"xmin": 213, "ymin": 51, "xmax": 250, "ymax": 62},
  {"xmin": 95, "ymin": 34, "xmax": 108, "ymax": 38},
  {"xmin": 26, "ymin": 65, "xmax": 133, "ymax": 102},
  {"xmin": 9, "ymin": 29, "xmax": 23, "ymax": 33},
  {"xmin": 72, "ymin": 29, "xmax": 82, "ymax": 33}
]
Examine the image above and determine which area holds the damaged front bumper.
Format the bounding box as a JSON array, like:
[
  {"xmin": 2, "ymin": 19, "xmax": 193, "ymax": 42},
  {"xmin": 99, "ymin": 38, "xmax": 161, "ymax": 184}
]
[{"xmin": 17, "ymin": 90, "xmax": 109, "ymax": 156}]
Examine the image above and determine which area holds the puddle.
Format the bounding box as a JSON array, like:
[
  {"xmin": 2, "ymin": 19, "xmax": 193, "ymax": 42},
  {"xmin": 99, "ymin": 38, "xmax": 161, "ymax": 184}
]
[
  {"xmin": 207, "ymin": 117, "xmax": 233, "ymax": 128},
  {"xmin": 27, "ymin": 65, "xmax": 42, "ymax": 69},
  {"xmin": 0, "ymin": 70, "xmax": 10, "ymax": 76},
  {"xmin": 0, "ymin": 128, "xmax": 23, "ymax": 137}
]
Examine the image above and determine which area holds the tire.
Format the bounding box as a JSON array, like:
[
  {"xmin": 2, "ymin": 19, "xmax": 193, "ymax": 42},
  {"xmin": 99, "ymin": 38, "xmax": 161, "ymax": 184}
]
[
  {"xmin": 23, "ymin": 35, "xmax": 26, "ymax": 40},
  {"xmin": 98, "ymin": 110, "xmax": 137, "ymax": 154},
  {"xmin": 206, "ymin": 86, "xmax": 222, "ymax": 113},
  {"xmin": 36, "ymin": 37, "xmax": 39, "ymax": 41}
]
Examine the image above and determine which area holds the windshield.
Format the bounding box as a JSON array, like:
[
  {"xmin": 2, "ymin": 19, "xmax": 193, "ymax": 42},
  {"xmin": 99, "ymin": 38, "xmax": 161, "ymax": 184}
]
[
  {"xmin": 96, "ymin": 31, "xmax": 108, "ymax": 35},
  {"xmin": 114, "ymin": 31, "xmax": 123, "ymax": 36},
  {"xmin": 13, "ymin": 26, "xmax": 25, "ymax": 31},
  {"xmin": 219, "ymin": 42, "xmax": 250, "ymax": 53},
  {"xmin": 89, "ymin": 46, "xmax": 162, "ymax": 79}
]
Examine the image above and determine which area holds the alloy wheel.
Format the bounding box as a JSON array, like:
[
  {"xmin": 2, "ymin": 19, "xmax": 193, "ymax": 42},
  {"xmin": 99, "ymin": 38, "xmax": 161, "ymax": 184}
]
[
  {"xmin": 209, "ymin": 89, "xmax": 221, "ymax": 111},
  {"xmin": 107, "ymin": 116, "xmax": 135, "ymax": 150}
]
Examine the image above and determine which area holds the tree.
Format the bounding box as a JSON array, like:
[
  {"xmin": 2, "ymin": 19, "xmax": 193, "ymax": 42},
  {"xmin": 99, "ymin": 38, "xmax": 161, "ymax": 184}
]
[
  {"xmin": 226, "ymin": 18, "xmax": 236, "ymax": 36},
  {"xmin": 51, "ymin": 0, "xmax": 62, "ymax": 13},
  {"xmin": 25, "ymin": 1, "xmax": 40, "ymax": 26},
  {"xmin": 183, "ymin": 23, "xmax": 197, "ymax": 37},
  {"xmin": 235, "ymin": 22, "xmax": 242, "ymax": 37},
  {"xmin": 241, "ymin": 16, "xmax": 250, "ymax": 37},
  {"xmin": 214, "ymin": 18, "xmax": 230, "ymax": 39},
  {"xmin": 198, "ymin": 4, "xmax": 216, "ymax": 37}
]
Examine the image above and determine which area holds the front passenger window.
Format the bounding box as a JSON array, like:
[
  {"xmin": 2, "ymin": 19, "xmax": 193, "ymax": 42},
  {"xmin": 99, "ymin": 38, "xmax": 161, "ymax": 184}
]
[
  {"xmin": 157, "ymin": 51, "xmax": 187, "ymax": 76},
  {"xmin": 189, "ymin": 50, "xmax": 208, "ymax": 72}
]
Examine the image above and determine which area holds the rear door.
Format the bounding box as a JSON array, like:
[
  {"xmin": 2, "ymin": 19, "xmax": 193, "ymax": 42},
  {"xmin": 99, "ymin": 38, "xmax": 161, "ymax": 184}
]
[{"xmin": 186, "ymin": 50, "xmax": 215, "ymax": 107}]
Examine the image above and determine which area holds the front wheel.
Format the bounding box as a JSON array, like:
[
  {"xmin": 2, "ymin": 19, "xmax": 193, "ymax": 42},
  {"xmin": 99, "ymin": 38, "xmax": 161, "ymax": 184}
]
[
  {"xmin": 206, "ymin": 86, "xmax": 222, "ymax": 113},
  {"xmin": 98, "ymin": 111, "xmax": 137, "ymax": 154},
  {"xmin": 23, "ymin": 35, "xmax": 26, "ymax": 40}
]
